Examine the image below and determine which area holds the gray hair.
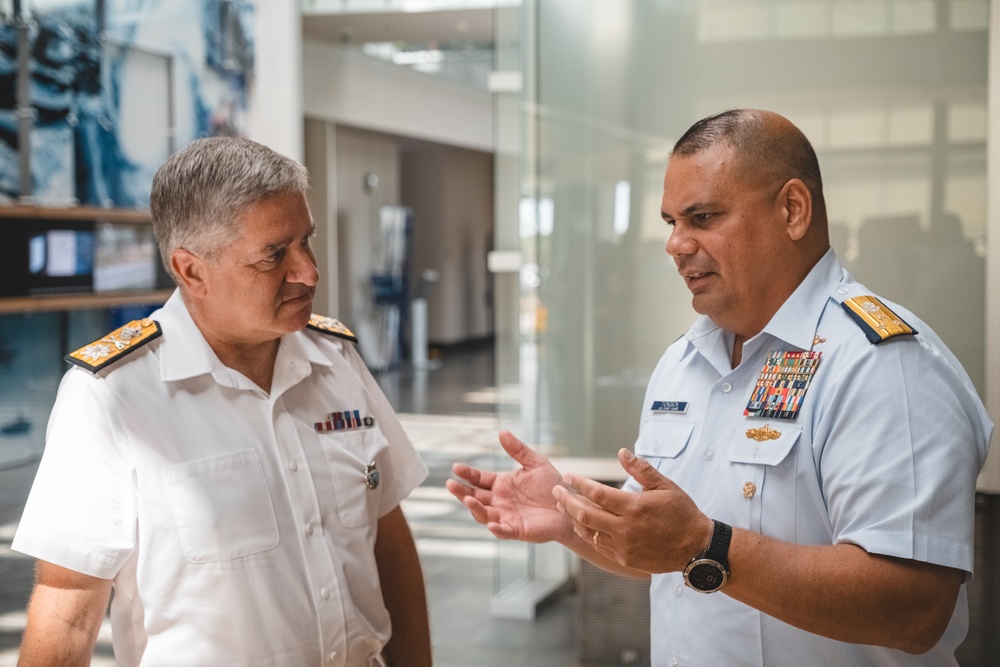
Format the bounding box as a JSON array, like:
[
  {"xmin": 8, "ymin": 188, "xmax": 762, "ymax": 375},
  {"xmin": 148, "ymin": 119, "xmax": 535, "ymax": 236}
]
[{"xmin": 150, "ymin": 136, "xmax": 309, "ymax": 279}]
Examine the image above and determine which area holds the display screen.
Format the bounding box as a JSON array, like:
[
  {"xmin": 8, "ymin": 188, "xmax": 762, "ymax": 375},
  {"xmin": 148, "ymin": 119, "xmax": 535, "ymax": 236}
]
[
  {"xmin": 28, "ymin": 229, "xmax": 95, "ymax": 277},
  {"xmin": 0, "ymin": 219, "xmax": 97, "ymax": 297}
]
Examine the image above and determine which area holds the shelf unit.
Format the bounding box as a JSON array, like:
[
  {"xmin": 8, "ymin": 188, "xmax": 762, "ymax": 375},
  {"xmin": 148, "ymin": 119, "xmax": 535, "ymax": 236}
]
[{"xmin": 0, "ymin": 205, "xmax": 172, "ymax": 315}]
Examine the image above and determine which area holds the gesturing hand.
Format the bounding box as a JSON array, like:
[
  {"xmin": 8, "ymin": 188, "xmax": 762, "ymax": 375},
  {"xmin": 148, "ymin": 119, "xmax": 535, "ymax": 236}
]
[
  {"xmin": 553, "ymin": 448, "xmax": 713, "ymax": 573},
  {"xmin": 446, "ymin": 431, "xmax": 574, "ymax": 544}
]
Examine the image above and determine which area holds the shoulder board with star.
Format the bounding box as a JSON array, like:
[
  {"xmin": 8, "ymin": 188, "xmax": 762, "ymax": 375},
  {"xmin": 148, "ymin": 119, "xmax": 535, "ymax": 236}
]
[
  {"xmin": 65, "ymin": 319, "xmax": 162, "ymax": 373},
  {"xmin": 306, "ymin": 314, "xmax": 358, "ymax": 343},
  {"xmin": 841, "ymin": 295, "xmax": 917, "ymax": 344}
]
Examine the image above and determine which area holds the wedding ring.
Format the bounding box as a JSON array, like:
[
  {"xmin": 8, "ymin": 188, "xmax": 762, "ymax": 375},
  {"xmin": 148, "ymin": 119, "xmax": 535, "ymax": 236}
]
[{"xmin": 591, "ymin": 529, "xmax": 600, "ymax": 546}]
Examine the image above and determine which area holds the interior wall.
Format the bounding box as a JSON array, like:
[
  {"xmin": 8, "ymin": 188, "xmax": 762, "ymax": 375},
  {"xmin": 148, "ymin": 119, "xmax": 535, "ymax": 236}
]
[
  {"xmin": 303, "ymin": 40, "xmax": 493, "ymax": 153},
  {"xmin": 401, "ymin": 140, "xmax": 495, "ymax": 344},
  {"xmin": 303, "ymin": 118, "xmax": 337, "ymax": 316},
  {"xmin": 333, "ymin": 126, "xmax": 402, "ymax": 367}
]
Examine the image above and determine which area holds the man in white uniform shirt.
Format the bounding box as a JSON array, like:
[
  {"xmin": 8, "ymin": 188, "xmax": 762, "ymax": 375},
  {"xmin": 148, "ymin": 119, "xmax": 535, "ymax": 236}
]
[
  {"xmin": 14, "ymin": 137, "xmax": 431, "ymax": 666},
  {"xmin": 448, "ymin": 109, "xmax": 992, "ymax": 665}
]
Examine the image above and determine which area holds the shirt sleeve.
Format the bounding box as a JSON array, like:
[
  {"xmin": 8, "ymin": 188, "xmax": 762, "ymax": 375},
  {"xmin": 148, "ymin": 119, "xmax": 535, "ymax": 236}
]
[
  {"xmin": 812, "ymin": 333, "xmax": 990, "ymax": 576},
  {"xmin": 12, "ymin": 368, "xmax": 137, "ymax": 579}
]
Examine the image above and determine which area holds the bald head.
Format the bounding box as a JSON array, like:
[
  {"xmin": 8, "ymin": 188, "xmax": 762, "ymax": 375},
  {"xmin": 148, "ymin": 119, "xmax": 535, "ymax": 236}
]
[{"xmin": 673, "ymin": 110, "xmax": 828, "ymax": 230}]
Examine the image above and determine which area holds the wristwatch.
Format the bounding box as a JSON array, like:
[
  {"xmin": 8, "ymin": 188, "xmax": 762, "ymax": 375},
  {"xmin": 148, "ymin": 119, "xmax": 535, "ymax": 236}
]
[{"xmin": 683, "ymin": 519, "xmax": 732, "ymax": 593}]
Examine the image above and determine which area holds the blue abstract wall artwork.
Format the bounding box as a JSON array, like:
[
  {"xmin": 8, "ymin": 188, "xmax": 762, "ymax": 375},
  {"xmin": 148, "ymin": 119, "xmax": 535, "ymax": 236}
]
[
  {"xmin": 0, "ymin": 0, "xmax": 254, "ymax": 209},
  {"xmin": 0, "ymin": 0, "xmax": 254, "ymax": 469},
  {"xmin": 0, "ymin": 20, "xmax": 19, "ymax": 202}
]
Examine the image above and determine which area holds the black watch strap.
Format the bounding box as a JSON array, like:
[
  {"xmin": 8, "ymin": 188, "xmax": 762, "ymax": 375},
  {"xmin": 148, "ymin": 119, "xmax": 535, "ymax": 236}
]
[{"xmin": 704, "ymin": 519, "xmax": 732, "ymax": 568}]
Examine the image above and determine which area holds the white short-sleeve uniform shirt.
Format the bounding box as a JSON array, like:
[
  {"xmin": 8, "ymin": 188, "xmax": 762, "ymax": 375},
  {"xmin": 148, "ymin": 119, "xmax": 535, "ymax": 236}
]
[
  {"xmin": 626, "ymin": 250, "xmax": 992, "ymax": 666},
  {"xmin": 13, "ymin": 291, "xmax": 428, "ymax": 667}
]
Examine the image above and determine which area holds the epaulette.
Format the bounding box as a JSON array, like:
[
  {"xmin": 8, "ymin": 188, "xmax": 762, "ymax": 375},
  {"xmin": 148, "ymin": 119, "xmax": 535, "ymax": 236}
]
[
  {"xmin": 307, "ymin": 314, "xmax": 358, "ymax": 343},
  {"xmin": 841, "ymin": 295, "xmax": 917, "ymax": 344},
  {"xmin": 65, "ymin": 319, "xmax": 162, "ymax": 373}
]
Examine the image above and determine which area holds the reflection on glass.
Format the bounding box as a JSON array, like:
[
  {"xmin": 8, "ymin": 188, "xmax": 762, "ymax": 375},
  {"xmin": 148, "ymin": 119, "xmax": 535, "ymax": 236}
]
[{"xmin": 520, "ymin": 0, "xmax": 988, "ymax": 453}]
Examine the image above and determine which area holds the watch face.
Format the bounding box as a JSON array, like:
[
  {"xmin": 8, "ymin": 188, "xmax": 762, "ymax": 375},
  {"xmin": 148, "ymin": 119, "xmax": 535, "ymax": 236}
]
[{"xmin": 684, "ymin": 561, "xmax": 727, "ymax": 592}]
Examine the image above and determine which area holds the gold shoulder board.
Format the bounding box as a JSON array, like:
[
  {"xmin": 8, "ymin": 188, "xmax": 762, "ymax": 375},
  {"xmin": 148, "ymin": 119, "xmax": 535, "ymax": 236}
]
[
  {"xmin": 65, "ymin": 319, "xmax": 162, "ymax": 373},
  {"xmin": 307, "ymin": 314, "xmax": 358, "ymax": 343},
  {"xmin": 841, "ymin": 296, "xmax": 917, "ymax": 344}
]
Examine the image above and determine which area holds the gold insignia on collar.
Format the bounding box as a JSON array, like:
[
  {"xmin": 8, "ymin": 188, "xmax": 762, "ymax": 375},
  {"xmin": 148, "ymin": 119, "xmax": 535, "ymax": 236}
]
[
  {"xmin": 746, "ymin": 424, "xmax": 781, "ymax": 442},
  {"xmin": 307, "ymin": 314, "xmax": 358, "ymax": 343},
  {"xmin": 66, "ymin": 319, "xmax": 162, "ymax": 373},
  {"xmin": 841, "ymin": 296, "xmax": 916, "ymax": 344},
  {"xmin": 743, "ymin": 481, "xmax": 757, "ymax": 499},
  {"xmin": 812, "ymin": 335, "xmax": 826, "ymax": 346}
]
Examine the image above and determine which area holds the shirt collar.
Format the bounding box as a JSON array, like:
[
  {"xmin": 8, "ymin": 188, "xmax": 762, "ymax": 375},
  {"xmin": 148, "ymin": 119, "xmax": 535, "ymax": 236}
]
[
  {"xmin": 684, "ymin": 248, "xmax": 843, "ymax": 372},
  {"xmin": 760, "ymin": 247, "xmax": 842, "ymax": 351},
  {"xmin": 155, "ymin": 290, "xmax": 227, "ymax": 382}
]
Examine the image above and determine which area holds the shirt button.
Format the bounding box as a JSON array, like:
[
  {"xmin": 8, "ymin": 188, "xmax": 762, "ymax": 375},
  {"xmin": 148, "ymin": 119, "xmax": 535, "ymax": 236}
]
[
  {"xmin": 721, "ymin": 382, "xmax": 732, "ymax": 393},
  {"xmin": 671, "ymin": 652, "xmax": 680, "ymax": 666},
  {"xmin": 305, "ymin": 523, "xmax": 314, "ymax": 536},
  {"xmin": 837, "ymin": 287, "xmax": 849, "ymax": 295},
  {"xmin": 288, "ymin": 460, "xmax": 299, "ymax": 472},
  {"xmin": 675, "ymin": 583, "xmax": 684, "ymax": 596},
  {"xmin": 704, "ymin": 448, "xmax": 715, "ymax": 461},
  {"xmin": 321, "ymin": 587, "xmax": 331, "ymax": 600},
  {"xmin": 328, "ymin": 652, "xmax": 337, "ymax": 664}
]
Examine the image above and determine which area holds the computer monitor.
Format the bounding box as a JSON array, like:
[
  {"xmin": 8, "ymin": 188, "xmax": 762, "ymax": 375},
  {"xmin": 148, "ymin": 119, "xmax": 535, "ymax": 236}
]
[{"xmin": 0, "ymin": 219, "xmax": 96, "ymax": 296}]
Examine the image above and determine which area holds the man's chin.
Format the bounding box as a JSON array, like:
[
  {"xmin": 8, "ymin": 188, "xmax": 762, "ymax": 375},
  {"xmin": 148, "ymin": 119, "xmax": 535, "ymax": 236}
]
[{"xmin": 280, "ymin": 298, "xmax": 315, "ymax": 330}]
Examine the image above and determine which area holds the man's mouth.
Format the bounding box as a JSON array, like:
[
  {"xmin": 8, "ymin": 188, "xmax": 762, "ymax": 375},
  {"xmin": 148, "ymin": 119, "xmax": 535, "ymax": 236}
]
[
  {"xmin": 682, "ymin": 270, "xmax": 714, "ymax": 283},
  {"xmin": 283, "ymin": 290, "xmax": 314, "ymax": 305}
]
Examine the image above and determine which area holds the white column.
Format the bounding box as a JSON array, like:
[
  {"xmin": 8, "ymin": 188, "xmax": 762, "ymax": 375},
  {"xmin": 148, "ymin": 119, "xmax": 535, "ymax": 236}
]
[
  {"xmin": 248, "ymin": 0, "xmax": 303, "ymax": 161},
  {"xmin": 981, "ymin": 0, "xmax": 1000, "ymax": 491}
]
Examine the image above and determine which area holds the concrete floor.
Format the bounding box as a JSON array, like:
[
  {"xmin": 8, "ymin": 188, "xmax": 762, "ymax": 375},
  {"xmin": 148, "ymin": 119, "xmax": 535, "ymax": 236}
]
[{"xmin": 0, "ymin": 340, "xmax": 581, "ymax": 666}]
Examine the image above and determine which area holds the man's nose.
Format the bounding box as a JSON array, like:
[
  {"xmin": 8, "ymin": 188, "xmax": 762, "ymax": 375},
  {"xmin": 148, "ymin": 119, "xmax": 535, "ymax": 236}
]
[
  {"xmin": 665, "ymin": 226, "xmax": 697, "ymax": 258},
  {"xmin": 288, "ymin": 245, "xmax": 320, "ymax": 286}
]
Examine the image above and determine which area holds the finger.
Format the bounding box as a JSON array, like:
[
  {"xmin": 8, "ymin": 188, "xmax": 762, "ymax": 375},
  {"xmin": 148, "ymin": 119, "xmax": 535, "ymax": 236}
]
[
  {"xmin": 562, "ymin": 473, "xmax": 634, "ymax": 516},
  {"xmin": 454, "ymin": 493, "xmax": 516, "ymax": 540},
  {"xmin": 499, "ymin": 430, "xmax": 553, "ymax": 471},
  {"xmin": 458, "ymin": 494, "xmax": 494, "ymax": 526},
  {"xmin": 486, "ymin": 521, "xmax": 518, "ymax": 540},
  {"xmin": 618, "ymin": 448, "xmax": 672, "ymax": 491},
  {"xmin": 445, "ymin": 477, "xmax": 493, "ymax": 512},
  {"xmin": 553, "ymin": 484, "xmax": 613, "ymax": 534},
  {"xmin": 450, "ymin": 461, "xmax": 497, "ymax": 491}
]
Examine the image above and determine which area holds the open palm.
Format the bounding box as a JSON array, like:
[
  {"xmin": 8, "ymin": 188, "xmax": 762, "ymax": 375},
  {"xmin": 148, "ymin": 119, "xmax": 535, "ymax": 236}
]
[{"xmin": 446, "ymin": 431, "xmax": 572, "ymax": 544}]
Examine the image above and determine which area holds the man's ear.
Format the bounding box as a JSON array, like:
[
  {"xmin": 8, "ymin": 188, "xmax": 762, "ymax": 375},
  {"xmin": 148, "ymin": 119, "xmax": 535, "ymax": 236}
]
[
  {"xmin": 170, "ymin": 249, "xmax": 208, "ymax": 297},
  {"xmin": 780, "ymin": 178, "xmax": 813, "ymax": 242}
]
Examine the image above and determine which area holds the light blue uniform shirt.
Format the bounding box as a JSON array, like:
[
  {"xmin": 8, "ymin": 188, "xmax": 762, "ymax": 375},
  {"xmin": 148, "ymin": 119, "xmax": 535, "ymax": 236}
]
[{"xmin": 627, "ymin": 249, "xmax": 992, "ymax": 666}]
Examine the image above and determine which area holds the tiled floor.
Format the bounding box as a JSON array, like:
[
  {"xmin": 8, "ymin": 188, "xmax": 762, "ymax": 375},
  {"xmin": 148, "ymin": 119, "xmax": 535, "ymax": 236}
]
[{"xmin": 0, "ymin": 341, "xmax": 581, "ymax": 666}]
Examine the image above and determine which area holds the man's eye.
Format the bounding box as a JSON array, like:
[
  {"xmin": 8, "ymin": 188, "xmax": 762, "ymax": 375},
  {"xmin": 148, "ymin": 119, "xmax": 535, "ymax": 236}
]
[
  {"xmin": 693, "ymin": 212, "xmax": 713, "ymax": 224},
  {"xmin": 263, "ymin": 248, "xmax": 286, "ymax": 264}
]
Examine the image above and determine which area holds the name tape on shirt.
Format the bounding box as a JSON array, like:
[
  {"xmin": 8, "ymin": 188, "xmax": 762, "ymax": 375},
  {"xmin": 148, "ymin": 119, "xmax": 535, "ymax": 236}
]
[{"xmin": 650, "ymin": 401, "xmax": 689, "ymax": 414}]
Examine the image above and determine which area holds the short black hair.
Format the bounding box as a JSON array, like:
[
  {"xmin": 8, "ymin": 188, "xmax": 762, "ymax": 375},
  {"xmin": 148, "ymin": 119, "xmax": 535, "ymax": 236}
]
[{"xmin": 673, "ymin": 109, "xmax": 827, "ymax": 222}]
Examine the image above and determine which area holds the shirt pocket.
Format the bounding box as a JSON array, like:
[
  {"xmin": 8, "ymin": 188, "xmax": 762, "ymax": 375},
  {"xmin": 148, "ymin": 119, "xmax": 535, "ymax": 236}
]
[
  {"xmin": 635, "ymin": 416, "xmax": 696, "ymax": 460},
  {"xmin": 728, "ymin": 422, "xmax": 802, "ymax": 466},
  {"xmin": 164, "ymin": 448, "xmax": 280, "ymax": 563},
  {"xmin": 319, "ymin": 427, "xmax": 390, "ymax": 528}
]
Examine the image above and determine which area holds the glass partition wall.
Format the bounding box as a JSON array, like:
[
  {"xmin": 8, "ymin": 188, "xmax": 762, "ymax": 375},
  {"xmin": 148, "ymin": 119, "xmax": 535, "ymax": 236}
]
[
  {"xmin": 531, "ymin": 0, "xmax": 988, "ymax": 453},
  {"xmin": 491, "ymin": 0, "xmax": 991, "ymax": 625}
]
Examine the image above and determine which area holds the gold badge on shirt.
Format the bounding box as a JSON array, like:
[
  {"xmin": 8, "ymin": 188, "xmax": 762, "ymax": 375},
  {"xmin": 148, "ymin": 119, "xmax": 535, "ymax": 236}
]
[
  {"xmin": 65, "ymin": 319, "xmax": 162, "ymax": 373},
  {"xmin": 841, "ymin": 296, "xmax": 916, "ymax": 345}
]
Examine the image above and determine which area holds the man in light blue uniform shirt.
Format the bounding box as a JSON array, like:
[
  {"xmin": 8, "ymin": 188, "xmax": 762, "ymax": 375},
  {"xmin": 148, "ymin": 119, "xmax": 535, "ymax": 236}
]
[{"xmin": 448, "ymin": 109, "xmax": 992, "ymax": 665}]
